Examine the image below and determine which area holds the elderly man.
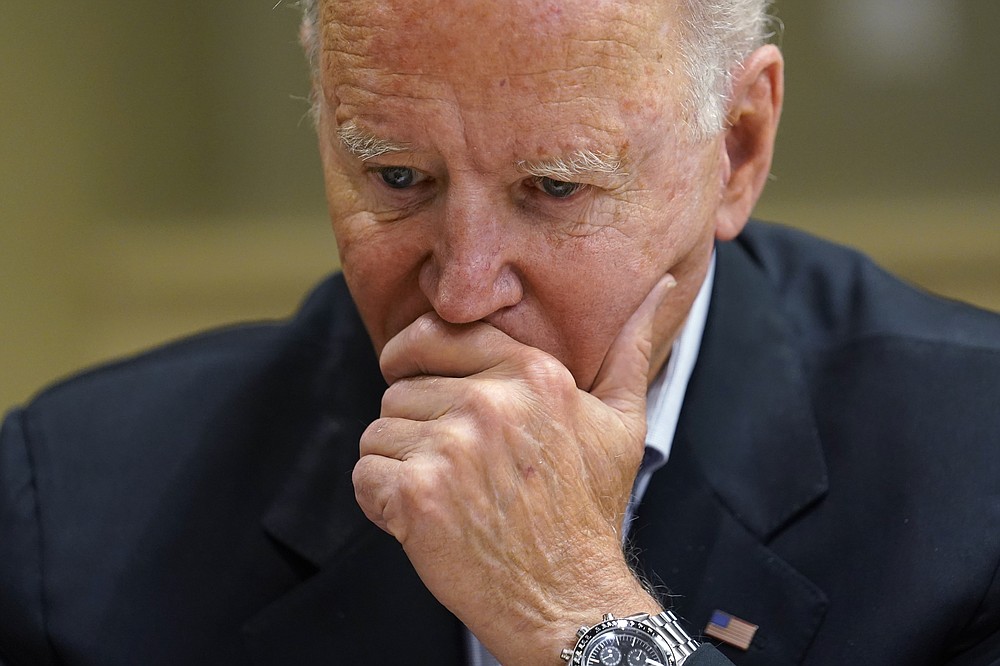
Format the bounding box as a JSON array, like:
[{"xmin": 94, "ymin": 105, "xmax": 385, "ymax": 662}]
[{"xmin": 2, "ymin": 1, "xmax": 999, "ymax": 665}]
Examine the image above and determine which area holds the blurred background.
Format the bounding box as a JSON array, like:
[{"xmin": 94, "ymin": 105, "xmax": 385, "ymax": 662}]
[{"xmin": 2, "ymin": 1, "xmax": 998, "ymax": 409}]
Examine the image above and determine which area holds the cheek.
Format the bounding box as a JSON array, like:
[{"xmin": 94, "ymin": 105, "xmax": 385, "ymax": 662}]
[
  {"xmin": 629, "ymin": 156, "xmax": 719, "ymax": 266},
  {"xmin": 529, "ymin": 235, "xmax": 655, "ymax": 389},
  {"xmin": 543, "ymin": 176, "xmax": 712, "ymax": 386},
  {"xmin": 334, "ymin": 213, "xmax": 432, "ymax": 351}
]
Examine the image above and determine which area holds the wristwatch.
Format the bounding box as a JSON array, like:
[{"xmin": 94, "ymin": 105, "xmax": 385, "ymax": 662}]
[{"xmin": 560, "ymin": 610, "xmax": 700, "ymax": 666}]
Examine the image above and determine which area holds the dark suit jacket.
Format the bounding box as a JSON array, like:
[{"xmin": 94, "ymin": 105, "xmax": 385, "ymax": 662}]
[{"xmin": 2, "ymin": 222, "xmax": 998, "ymax": 665}]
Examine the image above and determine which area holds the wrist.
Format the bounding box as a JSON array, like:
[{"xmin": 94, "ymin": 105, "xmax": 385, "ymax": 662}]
[{"xmin": 490, "ymin": 566, "xmax": 662, "ymax": 666}]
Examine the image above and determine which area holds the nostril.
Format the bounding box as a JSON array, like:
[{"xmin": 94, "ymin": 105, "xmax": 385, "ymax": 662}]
[
  {"xmin": 494, "ymin": 267, "xmax": 524, "ymax": 307},
  {"xmin": 418, "ymin": 254, "xmax": 523, "ymax": 325}
]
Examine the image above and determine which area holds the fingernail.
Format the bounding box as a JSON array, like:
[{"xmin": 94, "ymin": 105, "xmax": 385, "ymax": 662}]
[{"xmin": 654, "ymin": 273, "xmax": 678, "ymax": 302}]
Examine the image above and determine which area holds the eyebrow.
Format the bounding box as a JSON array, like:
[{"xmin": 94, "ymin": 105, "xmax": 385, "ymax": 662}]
[
  {"xmin": 337, "ymin": 120, "xmax": 409, "ymax": 161},
  {"xmin": 516, "ymin": 150, "xmax": 629, "ymax": 181},
  {"xmin": 337, "ymin": 120, "xmax": 628, "ymax": 181}
]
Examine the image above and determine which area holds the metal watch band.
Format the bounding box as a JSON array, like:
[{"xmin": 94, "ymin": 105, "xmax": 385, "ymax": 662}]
[
  {"xmin": 561, "ymin": 610, "xmax": 701, "ymax": 665},
  {"xmin": 644, "ymin": 610, "xmax": 701, "ymax": 664}
]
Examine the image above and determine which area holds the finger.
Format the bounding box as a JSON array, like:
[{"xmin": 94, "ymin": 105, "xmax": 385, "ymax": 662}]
[
  {"xmin": 360, "ymin": 416, "xmax": 437, "ymax": 460},
  {"xmin": 380, "ymin": 375, "xmax": 465, "ymax": 421},
  {"xmin": 590, "ymin": 273, "xmax": 677, "ymax": 418},
  {"xmin": 361, "ymin": 414, "xmax": 483, "ymax": 469},
  {"xmin": 380, "ymin": 313, "xmax": 513, "ymax": 384},
  {"xmin": 352, "ymin": 453, "xmax": 402, "ymax": 534}
]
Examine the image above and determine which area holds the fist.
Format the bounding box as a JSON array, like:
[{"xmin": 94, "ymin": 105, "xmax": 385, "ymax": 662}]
[{"xmin": 352, "ymin": 275, "xmax": 675, "ymax": 664}]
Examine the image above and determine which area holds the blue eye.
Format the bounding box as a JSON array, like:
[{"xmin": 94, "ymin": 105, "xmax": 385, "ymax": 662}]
[
  {"xmin": 537, "ymin": 177, "xmax": 582, "ymax": 198},
  {"xmin": 377, "ymin": 166, "xmax": 416, "ymax": 189}
]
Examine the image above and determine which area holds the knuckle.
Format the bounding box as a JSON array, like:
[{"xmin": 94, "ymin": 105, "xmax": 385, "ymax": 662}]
[
  {"xmin": 522, "ymin": 351, "xmax": 576, "ymax": 397},
  {"xmin": 396, "ymin": 461, "xmax": 447, "ymax": 520},
  {"xmin": 351, "ymin": 457, "xmax": 379, "ymax": 506},
  {"xmin": 446, "ymin": 379, "xmax": 509, "ymax": 432},
  {"xmin": 437, "ymin": 417, "xmax": 481, "ymax": 460},
  {"xmin": 408, "ymin": 312, "xmax": 443, "ymax": 344},
  {"xmin": 462, "ymin": 379, "xmax": 505, "ymax": 411},
  {"xmin": 359, "ymin": 418, "xmax": 389, "ymax": 455},
  {"xmin": 529, "ymin": 349, "xmax": 569, "ymax": 379},
  {"xmin": 380, "ymin": 382, "xmax": 407, "ymax": 412}
]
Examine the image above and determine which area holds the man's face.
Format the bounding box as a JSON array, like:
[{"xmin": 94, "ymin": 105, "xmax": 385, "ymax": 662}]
[{"xmin": 316, "ymin": 0, "xmax": 726, "ymax": 389}]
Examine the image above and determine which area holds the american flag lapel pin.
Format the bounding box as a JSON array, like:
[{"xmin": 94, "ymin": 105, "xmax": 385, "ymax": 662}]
[{"xmin": 704, "ymin": 609, "xmax": 758, "ymax": 651}]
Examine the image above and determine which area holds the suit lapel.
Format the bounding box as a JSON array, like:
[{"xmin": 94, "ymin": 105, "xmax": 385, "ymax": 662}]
[
  {"xmin": 246, "ymin": 412, "xmax": 464, "ymax": 665},
  {"xmin": 632, "ymin": 437, "xmax": 828, "ymax": 666},
  {"xmin": 633, "ymin": 237, "xmax": 830, "ymax": 664},
  {"xmin": 683, "ymin": 238, "xmax": 829, "ymax": 540},
  {"xmin": 244, "ymin": 290, "xmax": 464, "ymax": 664},
  {"xmin": 244, "ymin": 518, "xmax": 463, "ymax": 665}
]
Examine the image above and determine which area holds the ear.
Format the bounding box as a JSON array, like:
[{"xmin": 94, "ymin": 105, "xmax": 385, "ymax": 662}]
[{"xmin": 715, "ymin": 45, "xmax": 784, "ymax": 241}]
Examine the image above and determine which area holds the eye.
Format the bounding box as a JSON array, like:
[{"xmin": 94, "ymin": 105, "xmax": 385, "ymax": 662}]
[
  {"xmin": 535, "ymin": 177, "xmax": 583, "ymax": 199},
  {"xmin": 374, "ymin": 166, "xmax": 420, "ymax": 189}
]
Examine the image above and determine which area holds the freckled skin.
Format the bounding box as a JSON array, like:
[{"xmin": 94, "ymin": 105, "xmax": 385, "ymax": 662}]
[{"xmin": 316, "ymin": 0, "xmax": 726, "ymax": 390}]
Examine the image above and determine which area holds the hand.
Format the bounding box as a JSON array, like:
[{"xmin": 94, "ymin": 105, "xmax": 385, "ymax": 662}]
[{"xmin": 353, "ymin": 274, "xmax": 676, "ymax": 665}]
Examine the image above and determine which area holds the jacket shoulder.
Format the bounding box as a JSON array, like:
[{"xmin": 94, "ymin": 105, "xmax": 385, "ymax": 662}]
[
  {"xmin": 21, "ymin": 272, "xmax": 366, "ymax": 430},
  {"xmin": 2, "ymin": 271, "xmax": 374, "ymax": 572},
  {"xmin": 737, "ymin": 221, "xmax": 1000, "ymax": 354}
]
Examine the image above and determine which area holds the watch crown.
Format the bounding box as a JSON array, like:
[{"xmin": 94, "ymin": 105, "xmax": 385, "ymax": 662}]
[
  {"xmin": 602, "ymin": 613, "xmax": 615, "ymax": 622},
  {"xmin": 560, "ymin": 648, "xmax": 573, "ymax": 661},
  {"xmin": 577, "ymin": 626, "xmax": 588, "ymax": 638}
]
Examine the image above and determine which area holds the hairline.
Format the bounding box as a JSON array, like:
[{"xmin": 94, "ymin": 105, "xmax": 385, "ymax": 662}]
[{"xmin": 298, "ymin": 0, "xmax": 776, "ymax": 140}]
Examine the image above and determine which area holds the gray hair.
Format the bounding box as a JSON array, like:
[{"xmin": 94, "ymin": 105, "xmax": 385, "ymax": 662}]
[
  {"xmin": 678, "ymin": 0, "xmax": 776, "ymax": 137},
  {"xmin": 297, "ymin": 0, "xmax": 775, "ymax": 139}
]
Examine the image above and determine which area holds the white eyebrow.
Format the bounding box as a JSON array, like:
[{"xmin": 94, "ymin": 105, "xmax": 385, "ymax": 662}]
[
  {"xmin": 336, "ymin": 120, "xmax": 409, "ymax": 161},
  {"xmin": 516, "ymin": 149, "xmax": 628, "ymax": 180}
]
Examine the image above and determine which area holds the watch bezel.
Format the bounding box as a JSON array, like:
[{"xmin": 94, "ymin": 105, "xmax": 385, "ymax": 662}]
[{"xmin": 569, "ymin": 616, "xmax": 677, "ymax": 666}]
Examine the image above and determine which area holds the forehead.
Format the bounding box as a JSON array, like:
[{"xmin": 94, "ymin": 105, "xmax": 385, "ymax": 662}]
[
  {"xmin": 321, "ymin": 0, "xmax": 685, "ymax": 116},
  {"xmin": 322, "ymin": 0, "xmax": 679, "ymax": 163},
  {"xmin": 324, "ymin": 0, "xmax": 676, "ymax": 60}
]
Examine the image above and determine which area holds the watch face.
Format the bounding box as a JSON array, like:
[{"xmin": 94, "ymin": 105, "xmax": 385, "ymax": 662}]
[{"xmin": 579, "ymin": 625, "xmax": 672, "ymax": 666}]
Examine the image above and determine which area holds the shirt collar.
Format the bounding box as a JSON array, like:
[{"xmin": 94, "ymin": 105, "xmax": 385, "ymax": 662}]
[{"xmin": 641, "ymin": 252, "xmax": 716, "ymax": 477}]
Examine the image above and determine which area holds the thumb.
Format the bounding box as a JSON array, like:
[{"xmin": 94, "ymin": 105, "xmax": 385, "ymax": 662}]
[{"xmin": 590, "ymin": 273, "xmax": 677, "ymax": 419}]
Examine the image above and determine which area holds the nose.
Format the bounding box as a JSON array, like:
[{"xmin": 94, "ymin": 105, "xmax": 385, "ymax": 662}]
[{"xmin": 418, "ymin": 193, "xmax": 523, "ymax": 324}]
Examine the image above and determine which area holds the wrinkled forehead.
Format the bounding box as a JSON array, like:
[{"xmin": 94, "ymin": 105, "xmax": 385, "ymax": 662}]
[{"xmin": 319, "ymin": 0, "xmax": 684, "ymax": 96}]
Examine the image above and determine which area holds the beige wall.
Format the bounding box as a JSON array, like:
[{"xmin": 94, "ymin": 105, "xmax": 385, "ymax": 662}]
[{"xmin": 2, "ymin": 2, "xmax": 998, "ymax": 409}]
